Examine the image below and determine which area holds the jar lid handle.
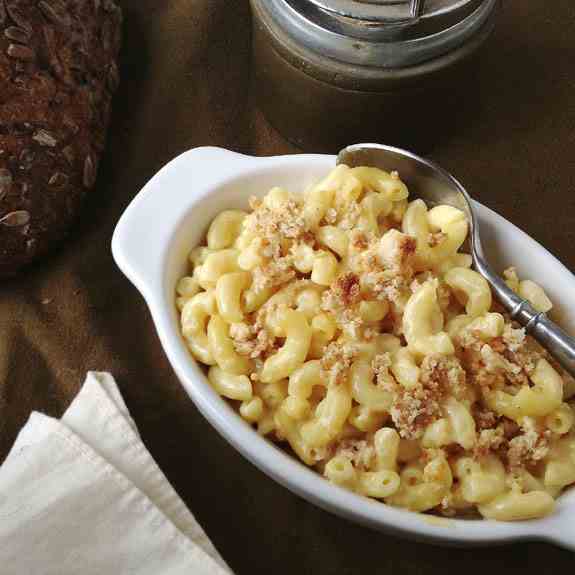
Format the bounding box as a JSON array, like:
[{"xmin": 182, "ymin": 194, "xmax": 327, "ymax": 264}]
[{"xmin": 306, "ymin": 0, "xmax": 427, "ymax": 23}]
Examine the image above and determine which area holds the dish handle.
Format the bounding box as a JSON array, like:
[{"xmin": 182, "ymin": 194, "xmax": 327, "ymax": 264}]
[
  {"xmin": 111, "ymin": 146, "xmax": 253, "ymax": 302},
  {"xmin": 548, "ymin": 522, "xmax": 575, "ymax": 552}
]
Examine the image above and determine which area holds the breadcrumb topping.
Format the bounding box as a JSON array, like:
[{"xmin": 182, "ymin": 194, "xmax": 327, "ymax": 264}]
[
  {"xmin": 379, "ymin": 230, "xmax": 417, "ymax": 275},
  {"xmin": 474, "ymin": 426, "xmax": 506, "ymax": 458},
  {"xmin": 321, "ymin": 341, "xmax": 357, "ymax": 386},
  {"xmin": 502, "ymin": 323, "xmax": 526, "ymax": 352},
  {"xmin": 337, "ymin": 202, "xmax": 361, "ymax": 230},
  {"xmin": 472, "ymin": 405, "xmax": 498, "ymax": 431},
  {"xmin": 390, "ymin": 355, "xmax": 468, "ymax": 440},
  {"xmin": 421, "ymin": 354, "xmax": 468, "ymax": 400},
  {"xmin": 335, "ymin": 438, "xmax": 375, "ymax": 471},
  {"xmin": 328, "ymin": 272, "xmax": 361, "ymax": 308},
  {"xmin": 372, "ymin": 353, "xmax": 397, "ymax": 392},
  {"xmin": 252, "ymin": 258, "xmax": 296, "ymax": 292},
  {"xmin": 230, "ymin": 322, "xmax": 275, "ymax": 359},
  {"xmin": 507, "ymin": 418, "xmax": 550, "ymax": 468},
  {"xmin": 246, "ymin": 194, "xmax": 308, "ymax": 240}
]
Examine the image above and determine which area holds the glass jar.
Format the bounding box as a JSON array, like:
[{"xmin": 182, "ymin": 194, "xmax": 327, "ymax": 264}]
[{"xmin": 250, "ymin": 0, "xmax": 500, "ymax": 152}]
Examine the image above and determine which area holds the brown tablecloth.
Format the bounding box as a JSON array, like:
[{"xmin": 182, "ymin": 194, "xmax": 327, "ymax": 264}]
[{"xmin": 1, "ymin": 1, "xmax": 575, "ymax": 572}]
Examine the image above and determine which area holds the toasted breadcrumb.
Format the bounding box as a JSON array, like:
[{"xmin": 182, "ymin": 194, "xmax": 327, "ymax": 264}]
[
  {"xmin": 337, "ymin": 202, "xmax": 361, "ymax": 230},
  {"xmin": 502, "ymin": 323, "xmax": 526, "ymax": 352},
  {"xmin": 474, "ymin": 426, "xmax": 506, "ymax": 458},
  {"xmin": 480, "ymin": 344, "xmax": 524, "ymax": 380},
  {"xmin": 321, "ymin": 273, "xmax": 365, "ymax": 336},
  {"xmin": 252, "ymin": 258, "xmax": 296, "ymax": 292},
  {"xmin": 333, "ymin": 273, "xmax": 361, "ymax": 307},
  {"xmin": 335, "ymin": 438, "xmax": 375, "ymax": 471},
  {"xmin": 459, "ymin": 329, "xmax": 529, "ymax": 389},
  {"xmin": 390, "ymin": 355, "xmax": 467, "ymax": 440},
  {"xmin": 390, "ymin": 386, "xmax": 442, "ymax": 440},
  {"xmin": 472, "ymin": 405, "xmax": 498, "ymax": 431},
  {"xmin": 350, "ymin": 229, "xmax": 368, "ymax": 251},
  {"xmin": 232, "ymin": 323, "xmax": 275, "ymax": 359},
  {"xmin": 507, "ymin": 418, "xmax": 550, "ymax": 468},
  {"xmin": 421, "ymin": 354, "xmax": 468, "ymax": 400},
  {"xmin": 372, "ymin": 353, "xmax": 396, "ymax": 392},
  {"xmin": 321, "ymin": 341, "xmax": 357, "ymax": 386},
  {"xmin": 339, "ymin": 309, "xmax": 363, "ymax": 338},
  {"xmin": 246, "ymin": 194, "xmax": 307, "ymax": 240},
  {"xmin": 379, "ymin": 231, "xmax": 417, "ymax": 275},
  {"xmin": 322, "ymin": 275, "xmax": 356, "ymax": 312}
]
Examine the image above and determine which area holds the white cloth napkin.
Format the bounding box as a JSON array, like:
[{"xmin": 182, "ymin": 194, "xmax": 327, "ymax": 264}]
[{"xmin": 0, "ymin": 372, "xmax": 233, "ymax": 575}]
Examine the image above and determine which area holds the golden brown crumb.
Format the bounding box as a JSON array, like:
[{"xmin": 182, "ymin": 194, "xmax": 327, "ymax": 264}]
[
  {"xmin": 350, "ymin": 229, "xmax": 368, "ymax": 251},
  {"xmin": 252, "ymin": 258, "xmax": 296, "ymax": 292},
  {"xmin": 504, "ymin": 333, "xmax": 543, "ymax": 376},
  {"xmin": 472, "ymin": 405, "xmax": 498, "ymax": 430},
  {"xmin": 362, "ymin": 273, "xmax": 410, "ymax": 310},
  {"xmin": 335, "ymin": 438, "xmax": 375, "ymax": 471},
  {"xmin": 321, "ymin": 272, "xmax": 362, "ymax": 313},
  {"xmin": 435, "ymin": 282, "xmax": 452, "ymax": 312},
  {"xmin": 300, "ymin": 230, "xmax": 316, "ymax": 246},
  {"xmin": 339, "ymin": 309, "xmax": 364, "ymax": 338},
  {"xmin": 420, "ymin": 354, "xmax": 468, "ymax": 401},
  {"xmin": 502, "ymin": 323, "xmax": 526, "ymax": 352},
  {"xmin": 372, "ymin": 353, "xmax": 397, "ymax": 392},
  {"xmin": 233, "ymin": 325, "xmax": 275, "ymax": 359},
  {"xmin": 506, "ymin": 419, "xmax": 550, "ymax": 469},
  {"xmin": 390, "ymin": 355, "xmax": 467, "ymax": 440},
  {"xmin": 501, "ymin": 418, "xmax": 520, "ymax": 440},
  {"xmin": 458, "ymin": 324, "xmax": 531, "ymax": 389},
  {"xmin": 474, "ymin": 426, "xmax": 506, "ymax": 459},
  {"xmin": 372, "ymin": 352, "xmax": 391, "ymax": 374},
  {"xmin": 338, "ymin": 202, "xmax": 361, "ymax": 230},
  {"xmin": 390, "ymin": 386, "xmax": 442, "ymax": 440},
  {"xmin": 321, "ymin": 341, "xmax": 357, "ymax": 386},
  {"xmin": 336, "ymin": 273, "xmax": 361, "ymax": 306},
  {"xmin": 480, "ymin": 344, "xmax": 526, "ymax": 383},
  {"xmin": 245, "ymin": 194, "xmax": 307, "ymax": 241},
  {"xmin": 320, "ymin": 273, "xmax": 366, "ymax": 336},
  {"xmin": 379, "ymin": 230, "xmax": 417, "ymax": 275}
]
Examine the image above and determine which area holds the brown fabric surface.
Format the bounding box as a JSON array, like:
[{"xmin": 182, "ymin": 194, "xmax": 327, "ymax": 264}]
[{"xmin": 1, "ymin": 1, "xmax": 575, "ymax": 573}]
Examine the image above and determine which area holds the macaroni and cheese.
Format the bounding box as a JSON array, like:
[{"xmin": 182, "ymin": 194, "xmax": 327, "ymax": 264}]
[{"xmin": 177, "ymin": 165, "xmax": 575, "ymax": 521}]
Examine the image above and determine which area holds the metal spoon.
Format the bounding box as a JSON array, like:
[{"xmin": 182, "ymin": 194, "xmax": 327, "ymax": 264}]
[{"xmin": 337, "ymin": 142, "xmax": 575, "ymax": 377}]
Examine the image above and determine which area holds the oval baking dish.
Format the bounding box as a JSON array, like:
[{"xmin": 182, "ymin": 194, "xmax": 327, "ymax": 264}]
[{"xmin": 112, "ymin": 147, "xmax": 575, "ymax": 550}]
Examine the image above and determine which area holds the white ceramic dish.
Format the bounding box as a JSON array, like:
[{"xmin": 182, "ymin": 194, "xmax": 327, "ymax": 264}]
[{"xmin": 112, "ymin": 146, "xmax": 575, "ymax": 550}]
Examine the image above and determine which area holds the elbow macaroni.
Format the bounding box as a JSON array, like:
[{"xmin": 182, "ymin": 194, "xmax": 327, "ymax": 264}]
[{"xmin": 177, "ymin": 165, "xmax": 574, "ymax": 522}]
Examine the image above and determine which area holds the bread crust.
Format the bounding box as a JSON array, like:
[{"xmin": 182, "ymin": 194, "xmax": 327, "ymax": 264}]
[{"xmin": 0, "ymin": 0, "xmax": 121, "ymax": 276}]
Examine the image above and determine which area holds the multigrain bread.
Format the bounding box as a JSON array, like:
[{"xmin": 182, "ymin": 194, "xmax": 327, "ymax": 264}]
[{"xmin": 0, "ymin": 0, "xmax": 121, "ymax": 277}]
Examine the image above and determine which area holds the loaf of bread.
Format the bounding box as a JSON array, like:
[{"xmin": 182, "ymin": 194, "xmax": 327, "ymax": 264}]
[{"xmin": 0, "ymin": 0, "xmax": 121, "ymax": 276}]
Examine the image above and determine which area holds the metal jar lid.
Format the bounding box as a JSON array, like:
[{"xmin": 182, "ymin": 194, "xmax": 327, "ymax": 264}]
[{"xmin": 256, "ymin": 0, "xmax": 499, "ymax": 68}]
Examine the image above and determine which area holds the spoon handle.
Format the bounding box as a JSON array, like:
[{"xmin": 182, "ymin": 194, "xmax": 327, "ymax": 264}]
[
  {"xmin": 476, "ymin": 256, "xmax": 575, "ymax": 378},
  {"xmin": 519, "ymin": 308, "xmax": 575, "ymax": 378}
]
